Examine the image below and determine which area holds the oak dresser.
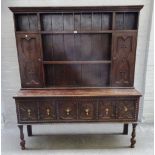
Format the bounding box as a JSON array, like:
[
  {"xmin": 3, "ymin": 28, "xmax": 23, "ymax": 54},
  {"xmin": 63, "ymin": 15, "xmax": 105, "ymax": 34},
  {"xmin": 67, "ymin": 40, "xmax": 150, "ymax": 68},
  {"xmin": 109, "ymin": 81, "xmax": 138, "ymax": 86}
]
[{"xmin": 9, "ymin": 6, "xmax": 143, "ymax": 149}]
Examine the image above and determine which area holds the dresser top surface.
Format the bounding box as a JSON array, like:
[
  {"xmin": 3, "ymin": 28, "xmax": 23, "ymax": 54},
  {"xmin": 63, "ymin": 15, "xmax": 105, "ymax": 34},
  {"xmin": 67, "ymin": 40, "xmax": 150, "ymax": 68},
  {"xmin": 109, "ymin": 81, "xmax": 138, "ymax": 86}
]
[{"xmin": 13, "ymin": 88, "xmax": 141, "ymax": 98}]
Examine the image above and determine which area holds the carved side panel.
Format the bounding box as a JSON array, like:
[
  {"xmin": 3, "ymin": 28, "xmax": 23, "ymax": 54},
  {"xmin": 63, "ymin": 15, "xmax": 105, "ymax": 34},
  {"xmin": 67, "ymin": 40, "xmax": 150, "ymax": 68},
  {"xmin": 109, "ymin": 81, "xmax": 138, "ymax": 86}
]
[
  {"xmin": 16, "ymin": 34, "xmax": 44, "ymax": 88},
  {"xmin": 111, "ymin": 32, "xmax": 137, "ymax": 86}
]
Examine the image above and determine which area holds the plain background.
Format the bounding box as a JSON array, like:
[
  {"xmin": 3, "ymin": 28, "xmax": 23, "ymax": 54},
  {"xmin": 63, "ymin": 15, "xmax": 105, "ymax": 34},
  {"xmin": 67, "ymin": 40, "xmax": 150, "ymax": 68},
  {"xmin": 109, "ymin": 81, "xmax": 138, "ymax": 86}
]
[{"xmin": 1, "ymin": 0, "xmax": 154, "ymax": 127}]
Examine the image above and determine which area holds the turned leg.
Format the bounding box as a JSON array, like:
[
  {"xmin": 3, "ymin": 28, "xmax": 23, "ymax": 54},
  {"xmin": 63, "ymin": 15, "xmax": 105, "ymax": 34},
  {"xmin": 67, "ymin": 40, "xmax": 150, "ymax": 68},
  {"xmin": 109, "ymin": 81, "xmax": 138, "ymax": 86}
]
[
  {"xmin": 123, "ymin": 124, "xmax": 128, "ymax": 135},
  {"xmin": 18, "ymin": 125, "xmax": 25, "ymax": 150},
  {"xmin": 27, "ymin": 125, "xmax": 32, "ymax": 136},
  {"xmin": 130, "ymin": 123, "xmax": 137, "ymax": 148}
]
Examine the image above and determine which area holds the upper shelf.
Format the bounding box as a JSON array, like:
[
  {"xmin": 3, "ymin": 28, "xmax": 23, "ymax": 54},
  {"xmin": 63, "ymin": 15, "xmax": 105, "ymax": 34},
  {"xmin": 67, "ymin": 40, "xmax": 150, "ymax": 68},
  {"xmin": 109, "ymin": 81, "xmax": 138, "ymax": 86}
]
[{"xmin": 14, "ymin": 12, "xmax": 139, "ymax": 32}]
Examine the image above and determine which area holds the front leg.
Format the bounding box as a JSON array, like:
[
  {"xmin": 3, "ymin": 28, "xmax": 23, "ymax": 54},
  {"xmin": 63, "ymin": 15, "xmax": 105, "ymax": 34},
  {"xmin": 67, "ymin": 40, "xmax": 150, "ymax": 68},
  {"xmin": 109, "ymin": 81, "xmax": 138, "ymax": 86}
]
[
  {"xmin": 18, "ymin": 125, "xmax": 25, "ymax": 150},
  {"xmin": 130, "ymin": 123, "xmax": 137, "ymax": 148}
]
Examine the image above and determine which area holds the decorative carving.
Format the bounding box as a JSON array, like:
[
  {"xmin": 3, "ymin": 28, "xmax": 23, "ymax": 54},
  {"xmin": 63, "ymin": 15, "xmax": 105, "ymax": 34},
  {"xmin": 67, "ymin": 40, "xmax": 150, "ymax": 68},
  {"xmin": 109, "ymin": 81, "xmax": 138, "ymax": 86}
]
[
  {"xmin": 59, "ymin": 100, "xmax": 77, "ymax": 120},
  {"xmin": 112, "ymin": 33, "xmax": 135, "ymax": 86},
  {"xmin": 18, "ymin": 101, "xmax": 38, "ymax": 121},
  {"xmin": 39, "ymin": 102, "xmax": 56, "ymax": 120},
  {"xmin": 98, "ymin": 100, "xmax": 115, "ymax": 120},
  {"xmin": 115, "ymin": 60, "xmax": 130, "ymax": 85},
  {"xmin": 117, "ymin": 36, "xmax": 132, "ymax": 58},
  {"xmin": 17, "ymin": 34, "xmax": 43, "ymax": 87},
  {"xmin": 117, "ymin": 101, "xmax": 135, "ymax": 119},
  {"xmin": 79, "ymin": 100, "xmax": 95, "ymax": 120}
]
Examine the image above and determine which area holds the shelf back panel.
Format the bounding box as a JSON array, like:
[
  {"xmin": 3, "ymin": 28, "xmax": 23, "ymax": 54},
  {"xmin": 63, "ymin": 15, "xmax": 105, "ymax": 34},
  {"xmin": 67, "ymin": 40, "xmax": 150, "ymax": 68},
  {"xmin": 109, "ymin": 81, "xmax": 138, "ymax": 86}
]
[
  {"xmin": 45, "ymin": 64, "xmax": 110, "ymax": 87},
  {"xmin": 40, "ymin": 12, "xmax": 112, "ymax": 31},
  {"xmin": 42, "ymin": 34, "xmax": 111, "ymax": 61},
  {"xmin": 15, "ymin": 14, "xmax": 38, "ymax": 31}
]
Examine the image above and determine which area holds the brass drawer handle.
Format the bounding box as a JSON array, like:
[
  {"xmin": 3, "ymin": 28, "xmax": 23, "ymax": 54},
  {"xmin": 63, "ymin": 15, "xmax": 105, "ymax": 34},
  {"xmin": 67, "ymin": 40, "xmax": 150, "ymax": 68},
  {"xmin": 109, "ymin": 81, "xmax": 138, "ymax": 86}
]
[
  {"xmin": 27, "ymin": 109, "xmax": 31, "ymax": 117},
  {"xmin": 66, "ymin": 108, "xmax": 71, "ymax": 116},
  {"xmin": 105, "ymin": 108, "xmax": 109, "ymax": 115},
  {"xmin": 124, "ymin": 106, "xmax": 128, "ymax": 112},
  {"xmin": 85, "ymin": 108, "xmax": 89, "ymax": 116},
  {"xmin": 46, "ymin": 108, "xmax": 50, "ymax": 116}
]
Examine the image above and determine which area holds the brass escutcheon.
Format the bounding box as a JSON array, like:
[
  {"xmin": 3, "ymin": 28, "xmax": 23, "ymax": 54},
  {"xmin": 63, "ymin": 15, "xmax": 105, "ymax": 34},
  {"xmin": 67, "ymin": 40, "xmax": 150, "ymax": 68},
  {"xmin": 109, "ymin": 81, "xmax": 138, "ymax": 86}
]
[
  {"xmin": 124, "ymin": 106, "xmax": 128, "ymax": 112},
  {"xmin": 105, "ymin": 108, "xmax": 109, "ymax": 115},
  {"xmin": 85, "ymin": 108, "xmax": 89, "ymax": 116},
  {"xmin": 27, "ymin": 109, "xmax": 31, "ymax": 117},
  {"xmin": 66, "ymin": 108, "xmax": 71, "ymax": 116},
  {"xmin": 46, "ymin": 108, "xmax": 50, "ymax": 116}
]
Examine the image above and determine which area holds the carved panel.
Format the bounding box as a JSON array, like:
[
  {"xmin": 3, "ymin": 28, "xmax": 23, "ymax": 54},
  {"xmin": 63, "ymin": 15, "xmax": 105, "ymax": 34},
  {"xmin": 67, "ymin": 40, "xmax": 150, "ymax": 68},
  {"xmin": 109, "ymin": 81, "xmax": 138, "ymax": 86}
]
[
  {"xmin": 98, "ymin": 100, "xmax": 115, "ymax": 120},
  {"xmin": 16, "ymin": 34, "xmax": 43, "ymax": 88},
  {"xmin": 58, "ymin": 100, "xmax": 77, "ymax": 120},
  {"xmin": 79, "ymin": 101, "xmax": 96, "ymax": 120},
  {"xmin": 17, "ymin": 100, "xmax": 38, "ymax": 121},
  {"xmin": 111, "ymin": 32, "xmax": 137, "ymax": 86},
  {"xmin": 39, "ymin": 100, "xmax": 56, "ymax": 120},
  {"xmin": 116, "ymin": 100, "xmax": 136, "ymax": 120}
]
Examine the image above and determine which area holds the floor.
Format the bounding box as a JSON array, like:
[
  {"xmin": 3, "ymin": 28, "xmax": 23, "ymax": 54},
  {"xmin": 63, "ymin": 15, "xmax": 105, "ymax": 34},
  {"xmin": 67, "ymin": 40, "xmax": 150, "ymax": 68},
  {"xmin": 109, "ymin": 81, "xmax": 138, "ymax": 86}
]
[{"xmin": 1, "ymin": 123, "xmax": 154, "ymax": 155}]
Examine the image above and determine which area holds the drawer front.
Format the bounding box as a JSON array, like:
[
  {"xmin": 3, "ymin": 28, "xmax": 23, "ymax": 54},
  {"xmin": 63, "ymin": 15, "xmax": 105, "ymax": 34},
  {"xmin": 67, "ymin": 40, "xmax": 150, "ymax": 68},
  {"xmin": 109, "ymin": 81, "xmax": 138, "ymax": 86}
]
[
  {"xmin": 98, "ymin": 100, "xmax": 115, "ymax": 120},
  {"xmin": 15, "ymin": 97, "xmax": 139, "ymax": 123},
  {"xmin": 58, "ymin": 100, "xmax": 77, "ymax": 120},
  {"xmin": 116, "ymin": 100, "xmax": 137, "ymax": 120},
  {"xmin": 17, "ymin": 100, "xmax": 38, "ymax": 122},
  {"xmin": 79, "ymin": 102, "xmax": 96, "ymax": 120},
  {"xmin": 39, "ymin": 101, "xmax": 56, "ymax": 120}
]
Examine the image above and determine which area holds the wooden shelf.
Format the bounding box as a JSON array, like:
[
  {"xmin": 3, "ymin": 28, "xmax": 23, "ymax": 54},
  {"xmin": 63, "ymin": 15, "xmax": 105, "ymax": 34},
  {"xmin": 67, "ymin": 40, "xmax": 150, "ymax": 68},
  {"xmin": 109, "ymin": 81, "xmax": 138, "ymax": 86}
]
[
  {"xmin": 40, "ymin": 30, "xmax": 113, "ymax": 34},
  {"xmin": 15, "ymin": 30, "xmax": 137, "ymax": 34},
  {"xmin": 43, "ymin": 60, "xmax": 111, "ymax": 64}
]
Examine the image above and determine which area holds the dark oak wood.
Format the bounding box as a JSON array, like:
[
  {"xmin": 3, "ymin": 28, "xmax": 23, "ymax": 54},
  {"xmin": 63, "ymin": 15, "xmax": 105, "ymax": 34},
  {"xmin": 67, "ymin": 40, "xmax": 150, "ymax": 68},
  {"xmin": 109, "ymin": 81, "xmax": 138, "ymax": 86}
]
[
  {"xmin": 16, "ymin": 33, "xmax": 44, "ymax": 88},
  {"xmin": 18, "ymin": 125, "xmax": 25, "ymax": 150},
  {"xmin": 111, "ymin": 32, "xmax": 137, "ymax": 86},
  {"xmin": 14, "ymin": 88, "xmax": 141, "ymax": 97},
  {"xmin": 10, "ymin": 6, "xmax": 143, "ymax": 149}
]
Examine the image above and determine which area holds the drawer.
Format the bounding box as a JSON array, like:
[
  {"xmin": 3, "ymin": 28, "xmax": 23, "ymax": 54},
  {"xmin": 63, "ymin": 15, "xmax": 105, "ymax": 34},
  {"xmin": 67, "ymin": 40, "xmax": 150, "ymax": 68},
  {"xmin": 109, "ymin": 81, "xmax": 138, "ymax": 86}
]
[
  {"xmin": 98, "ymin": 100, "xmax": 115, "ymax": 120},
  {"xmin": 116, "ymin": 100, "xmax": 137, "ymax": 120},
  {"xmin": 15, "ymin": 97, "xmax": 139, "ymax": 123},
  {"xmin": 79, "ymin": 101, "xmax": 96, "ymax": 120},
  {"xmin": 39, "ymin": 100, "xmax": 56, "ymax": 120},
  {"xmin": 58, "ymin": 100, "xmax": 77, "ymax": 120},
  {"xmin": 17, "ymin": 100, "xmax": 38, "ymax": 122}
]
